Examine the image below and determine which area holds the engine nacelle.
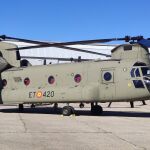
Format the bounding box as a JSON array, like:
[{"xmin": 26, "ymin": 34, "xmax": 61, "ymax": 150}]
[
  {"xmin": 0, "ymin": 42, "xmax": 20, "ymax": 70},
  {"xmin": 0, "ymin": 57, "xmax": 8, "ymax": 72}
]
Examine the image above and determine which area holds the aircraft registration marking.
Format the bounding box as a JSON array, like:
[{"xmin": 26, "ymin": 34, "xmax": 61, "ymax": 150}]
[
  {"xmin": 36, "ymin": 91, "xmax": 43, "ymax": 98},
  {"xmin": 29, "ymin": 91, "xmax": 54, "ymax": 98}
]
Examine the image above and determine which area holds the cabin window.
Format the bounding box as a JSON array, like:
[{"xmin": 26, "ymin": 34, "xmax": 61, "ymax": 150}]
[
  {"xmin": 24, "ymin": 78, "xmax": 30, "ymax": 86},
  {"xmin": 133, "ymin": 80, "xmax": 144, "ymax": 88},
  {"xmin": 103, "ymin": 72, "xmax": 112, "ymax": 81},
  {"xmin": 48, "ymin": 76, "xmax": 55, "ymax": 84},
  {"xmin": 74, "ymin": 74, "xmax": 81, "ymax": 83},
  {"xmin": 2, "ymin": 79, "xmax": 7, "ymax": 87}
]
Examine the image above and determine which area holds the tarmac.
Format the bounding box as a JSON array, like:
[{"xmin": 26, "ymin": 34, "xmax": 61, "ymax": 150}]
[{"xmin": 0, "ymin": 101, "xmax": 150, "ymax": 150}]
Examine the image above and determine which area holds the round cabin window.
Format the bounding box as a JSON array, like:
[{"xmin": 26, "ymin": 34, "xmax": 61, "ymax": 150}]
[
  {"xmin": 103, "ymin": 72, "xmax": 112, "ymax": 81},
  {"xmin": 48, "ymin": 76, "xmax": 55, "ymax": 84},
  {"xmin": 74, "ymin": 74, "xmax": 81, "ymax": 83},
  {"xmin": 2, "ymin": 79, "xmax": 7, "ymax": 87},
  {"xmin": 24, "ymin": 78, "xmax": 30, "ymax": 86}
]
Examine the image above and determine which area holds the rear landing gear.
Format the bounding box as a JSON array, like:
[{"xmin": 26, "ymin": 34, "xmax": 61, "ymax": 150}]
[
  {"xmin": 62, "ymin": 106, "xmax": 75, "ymax": 116},
  {"xmin": 130, "ymin": 101, "xmax": 134, "ymax": 108},
  {"xmin": 18, "ymin": 104, "xmax": 24, "ymax": 111},
  {"xmin": 61, "ymin": 103, "xmax": 103, "ymax": 116},
  {"xmin": 31, "ymin": 104, "xmax": 35, "ymax": 108},
  {"xmin": 53, "ymin": 103, "xmax": 58, "ymax": 110},
  {"xmin": 91, "ymin": 103, "xmax": 103, "ymax": 115},
  {"xmin": 142, "ymin": 100, "xmax": 146, "ymax": 105},
  {"xmin": 79, "ymin": 103, "xmax": 84, "ymax": 108}
]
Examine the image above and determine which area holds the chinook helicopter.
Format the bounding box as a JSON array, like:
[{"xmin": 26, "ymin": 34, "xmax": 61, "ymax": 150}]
[{"xmin": 0, "ymin": 35, "xmax": 150, "ymax": 116}]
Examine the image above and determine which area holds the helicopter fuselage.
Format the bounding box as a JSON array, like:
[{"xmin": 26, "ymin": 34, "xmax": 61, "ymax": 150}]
[
  {"xmin": 0, "ymin": 36, "xmax": 150, "ymax": 116},
  {"xmin": 1, "ymin": 58, "xmax": 150, "ymax": 104}
]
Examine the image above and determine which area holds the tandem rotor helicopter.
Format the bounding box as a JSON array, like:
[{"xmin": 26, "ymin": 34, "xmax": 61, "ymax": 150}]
[{"xmin": 0, "ymin": 35, "xmax": 150, "ymax": 116}]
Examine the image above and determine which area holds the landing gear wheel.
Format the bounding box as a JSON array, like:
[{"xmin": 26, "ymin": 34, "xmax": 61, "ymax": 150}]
[
  {"xmin": 69, "ymin": 106, "xmax": 75, "ymax": 114},
  {"xmin": 62, "ymin": 106, "xmax": 75, "ymax": 116},
  {"xmin": 91, "ymin": 104, "xmax": 103, "ymax": 115},
  {"xmin": 19, "ymin": 104, "xmax": 24, "ymax": 111},
  {"xmin": 62, "ymin": 106, "xmax": 71, "ymax": 116}
]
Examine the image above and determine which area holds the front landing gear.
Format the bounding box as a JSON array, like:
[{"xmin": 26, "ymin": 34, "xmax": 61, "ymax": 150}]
[
  {"xmin": 62, "ymin": 106, "xmax": 75, "ymax": 116},
  {"xmin": 91, "ymin": 103, "xmax": 103, "ymax": 115}
]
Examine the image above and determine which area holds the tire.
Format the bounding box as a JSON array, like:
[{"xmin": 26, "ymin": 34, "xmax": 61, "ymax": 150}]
[
  {"xmin": 62, "ymin": 106, "xmax": 72, "ymax": 116},
  {"xmin": 68, "ymin": 106, "xmax": 75, "ymax": 114},
  {"xmin": 91, "ymin": 105, "xmax": 103, "ymax": 115}
]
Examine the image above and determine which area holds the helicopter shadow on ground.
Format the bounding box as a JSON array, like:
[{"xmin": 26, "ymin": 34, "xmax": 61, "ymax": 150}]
[
  {"xmin": 0, "ymin": 107, "xmax": 62, "ymax": 115},
  {"xmin": 0, "ymin": 106, "xmax": 150, "ymax": 118}
]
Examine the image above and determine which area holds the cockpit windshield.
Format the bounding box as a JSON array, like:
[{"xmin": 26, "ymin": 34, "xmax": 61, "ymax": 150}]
[
  {"xmin": 144, "ymin": 77, "xmax": 150, "ymax": 92},
  {"xmin": 130, "ymin": 65, "xmax": 150, "ymax": 92},
  {"xmin": 141, "ymin": 67, "xmax": 150, "ymax": 76}
]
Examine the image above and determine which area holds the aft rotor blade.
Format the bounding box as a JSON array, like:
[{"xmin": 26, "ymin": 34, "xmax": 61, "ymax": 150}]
[
  {"xmin": 92, "ymin": 44, "xmax": 118, "ymax": 46},
  {"xmin": 55, "ymin": 45, "xmax": 111, "ymax": 57},
  {"xmin": 0, "ymin": 35, "xmax": 45, "ymax": 44},
  {"xmin": 21, "ymin": 56, "xmax": 92, "ymax": 61},
  {"xmin": 7, "ymin": 44, "xmax": 111, "ymax": 57},
  {"xmin": 3, "ymin": 35, "xmax": 143, "ymax": 56}
]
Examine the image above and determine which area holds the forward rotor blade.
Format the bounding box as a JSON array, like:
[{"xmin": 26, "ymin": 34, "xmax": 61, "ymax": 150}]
[
  {"xmin": 138, "ymin": 39, "xmax": 150, "ymax": 47},
  {"xmin": 21, "ymin": 56, "xmax": 92, "ymax": 61}
]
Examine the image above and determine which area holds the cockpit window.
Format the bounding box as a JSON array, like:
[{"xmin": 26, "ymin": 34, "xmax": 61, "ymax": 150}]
[
  {"xmin": 144, "ymin": 77, "xmax": 150, "ymax": 92},
  {"xmin": 133, "ymin": 80, "xmax": 145, "ymax": 88},
  {"xmin": 130, "ymin": 68, "xmax": 135, "ymax": 77},
  {"xmin": 141, "ymin": 67, "xmax": 150, "ymax": 76},
  {"xmin": 130, "ymin": 68, "xmax": 140, "ymax": 77},
  {"xmin": 135, "ymin": 68, "xmax": 140, "ymax": 77},
  {"xmin": 133, "ymin": 62, "xmax": 146, "ymax": 66}
]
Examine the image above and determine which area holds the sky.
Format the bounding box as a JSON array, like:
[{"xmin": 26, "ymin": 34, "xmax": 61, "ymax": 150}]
[{"xmin": 0, "ymin": 0, "xmax": 150, "ymax": 42}]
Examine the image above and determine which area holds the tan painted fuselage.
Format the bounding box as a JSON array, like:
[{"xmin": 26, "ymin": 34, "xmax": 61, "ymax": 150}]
[{"xmin": 0, "ymin": 44, "xmax": 150, "ymax": 104}]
